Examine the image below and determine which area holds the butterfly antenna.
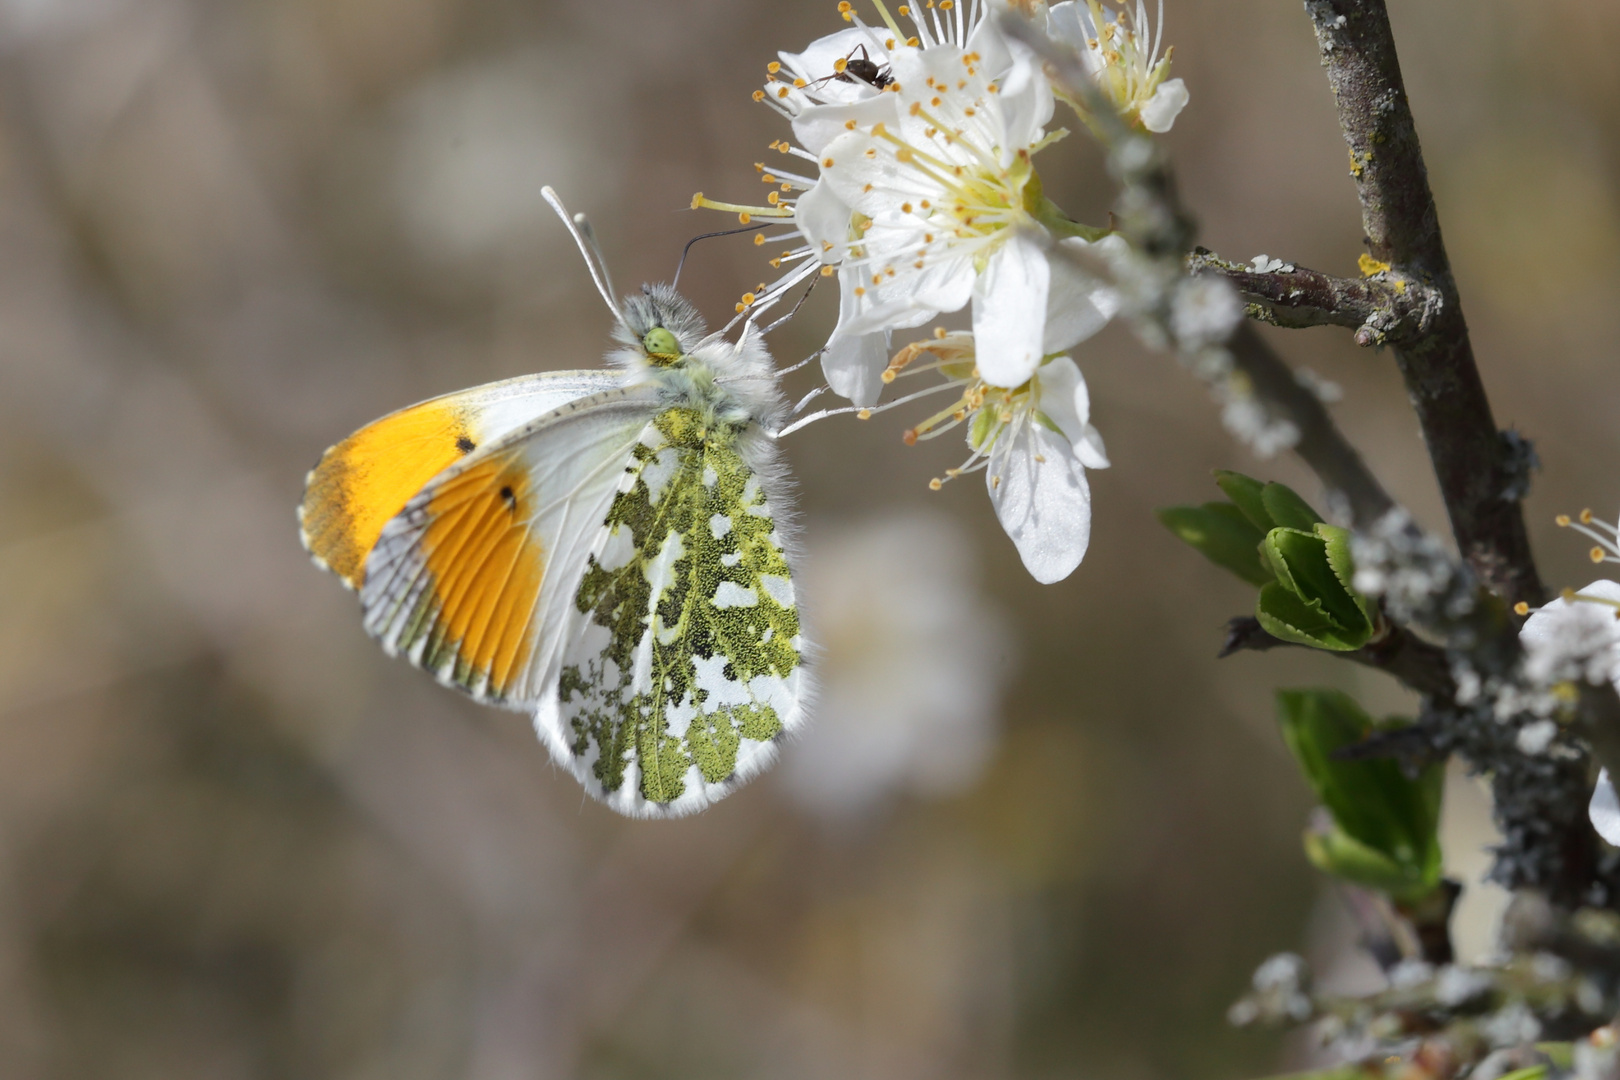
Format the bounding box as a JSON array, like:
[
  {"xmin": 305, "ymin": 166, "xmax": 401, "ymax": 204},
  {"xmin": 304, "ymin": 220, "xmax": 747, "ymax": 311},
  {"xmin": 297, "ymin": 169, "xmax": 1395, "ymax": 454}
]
[
  {"xmin": 672, "ymin": 222, "xmax": 771, "ymax": 291},
  {"xmin": 541, "ymin": 186, "xmax": 627, "ymax": 325}
]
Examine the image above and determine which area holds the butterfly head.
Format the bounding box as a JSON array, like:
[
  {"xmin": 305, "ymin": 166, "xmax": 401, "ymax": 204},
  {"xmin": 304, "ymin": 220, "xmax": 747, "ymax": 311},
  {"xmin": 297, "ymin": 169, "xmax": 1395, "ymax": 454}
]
[{"xmin": 616, "ymin": 283, "xmax": 711, "ymax": 369}]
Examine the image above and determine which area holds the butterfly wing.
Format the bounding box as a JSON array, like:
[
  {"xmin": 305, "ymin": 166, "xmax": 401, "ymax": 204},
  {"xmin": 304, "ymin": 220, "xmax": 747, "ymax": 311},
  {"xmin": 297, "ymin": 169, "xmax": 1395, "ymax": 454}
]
[
  {"xmin": 300, "ymin": 370, "xmax": 622, "ymax": 588},
  {"xmin": 358, "ymin": 384, "xmax": 662, "ymax": 705},
  {"xmin": 536, "ymin": 407, "xmax": 809, "ymax": 818}
]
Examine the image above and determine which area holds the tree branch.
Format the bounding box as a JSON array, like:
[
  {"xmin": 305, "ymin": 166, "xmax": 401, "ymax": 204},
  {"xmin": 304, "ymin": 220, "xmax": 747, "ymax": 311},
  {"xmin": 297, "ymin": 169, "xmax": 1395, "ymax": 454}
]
[
  {"xmin": 1187, "ymin": 248, "xmax": 1441, "ymax": 346},
  {"xmin": 1226, "ymin": 322, "xmax": 1395, "ymax": 527},
  {"xmin": 1303, "ymin": 0, "xmax": 1542, "ymax": 608},
  {"xmin": 1219, "ymin": 615, "xmax": 1456, "ymax": 700}
]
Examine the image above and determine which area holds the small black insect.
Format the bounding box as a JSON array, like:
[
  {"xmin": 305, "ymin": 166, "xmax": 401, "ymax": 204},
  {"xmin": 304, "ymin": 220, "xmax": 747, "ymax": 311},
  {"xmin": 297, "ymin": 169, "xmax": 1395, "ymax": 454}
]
[
  {"xmin": 840, "ymin": 45, "xmax": 893, "ymax": 89},
  {"xmin": 809, "ymin": 44, "xmax": 892, "ymax": 92}
]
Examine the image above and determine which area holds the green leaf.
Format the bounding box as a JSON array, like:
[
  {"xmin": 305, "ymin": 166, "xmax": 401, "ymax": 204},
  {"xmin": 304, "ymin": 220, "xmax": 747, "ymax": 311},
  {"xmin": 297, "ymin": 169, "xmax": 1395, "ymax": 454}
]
[
  {"xmin": 1319, "ymin": 523, "xmax": 1378, "ymax": 627},
  {"xmin": 1214, "ymin": 470, "xmax": 1273, "ymax": 531},
  {"xmin": 1261, "ymin": 482, "xmax": 1324, "ymax": 532},
  {"xmin": 1257, "ymin": 582, "xmax": 1362, "ymax": 650},
  {"xmin": 1303, "ymin": 821, "xmax": 1434, "ymax": 900},
  {"xmin": 1257, "ymin": 526, "xmax": 1375, "ymax": 650},
  {"xmin": 1276, "ymin": 690, "xmax": 1443, "ymax": 902},
  {"xmin": 1494, "ymin": 1068, "xmax": 1549, "ymax": 1080},
  {"xmin": 1156, "ymin": 504, "xmax": 1272, "ymax": 586}
]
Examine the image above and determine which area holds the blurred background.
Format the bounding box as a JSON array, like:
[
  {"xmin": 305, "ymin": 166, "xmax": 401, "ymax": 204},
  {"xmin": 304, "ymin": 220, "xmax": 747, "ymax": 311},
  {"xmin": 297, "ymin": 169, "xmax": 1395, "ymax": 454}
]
[{"xmin": 0, "ymin": 0, "xmax": 1617, "ymax": 1075}]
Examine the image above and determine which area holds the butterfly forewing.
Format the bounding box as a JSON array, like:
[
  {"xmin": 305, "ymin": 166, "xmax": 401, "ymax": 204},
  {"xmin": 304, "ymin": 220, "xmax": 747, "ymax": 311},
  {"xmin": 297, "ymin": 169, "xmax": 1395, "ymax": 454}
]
[
  {"xmin": 359, "ymin": 386, "xmax": 661, "ymax": 705},
  {"xmin": 545, "ymin": 406, "xmax": 807, "ymax": 817},
  {"xmin": 300, "ymin": 370, "xmax": 623, "ymax": 588}
]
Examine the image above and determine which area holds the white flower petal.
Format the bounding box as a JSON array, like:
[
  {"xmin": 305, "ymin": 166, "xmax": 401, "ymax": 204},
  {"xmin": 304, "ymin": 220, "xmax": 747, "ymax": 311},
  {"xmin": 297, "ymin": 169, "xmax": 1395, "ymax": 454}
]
[
  {"xmin": 972, "ymin": 230, "xmax": 1051, "ymax": 388},
  {"xmin": 1033, "ymin": 357, "xmax": 1111, "ymax": 470},
  {"xmin": 987, "ymin": 420, "xmax": 1091, "ymax": 584},
  {"xmin": 1140, "ymin": 77, "xmax": 1189, "ymax": 133},
  {"xmin": 793, "ymin": 179, "xmax": 853, "ymax": 260},
  {"xmin": 791, "ymin": 95, "xmax": 899, "ymax": 157},
  {"xmin": 821, "ymin": 331, "xmax": 892, "ymax": 407},
  {"xmin": 1520, "ymin": 579, "xmax": 1620, "ymax": 689},
  {"xmin": 1140, "ymin": 78, "xmax": 1192, "ymax": 133},
  {"xmin": 1594, "ymin": 769, "xmax": 1620, "ymax": 846},
  {"xmin": 1043, "ymin": 238, "xmax": 1120, "ymax": 353}
]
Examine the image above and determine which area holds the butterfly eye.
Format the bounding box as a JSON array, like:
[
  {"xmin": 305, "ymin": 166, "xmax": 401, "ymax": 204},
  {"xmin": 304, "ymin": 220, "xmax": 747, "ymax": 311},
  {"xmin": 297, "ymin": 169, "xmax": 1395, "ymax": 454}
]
[{"xmin": 642, "ymin": 327, "xmax": 681, "ymax": 362}]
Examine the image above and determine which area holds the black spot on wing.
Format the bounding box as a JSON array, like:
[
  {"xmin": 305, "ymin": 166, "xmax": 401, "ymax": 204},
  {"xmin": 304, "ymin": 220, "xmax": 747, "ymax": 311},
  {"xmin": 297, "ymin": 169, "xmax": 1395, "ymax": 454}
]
[{"xmin": 456, "ymin": 436, "xmax": 476, "ymax": 454}]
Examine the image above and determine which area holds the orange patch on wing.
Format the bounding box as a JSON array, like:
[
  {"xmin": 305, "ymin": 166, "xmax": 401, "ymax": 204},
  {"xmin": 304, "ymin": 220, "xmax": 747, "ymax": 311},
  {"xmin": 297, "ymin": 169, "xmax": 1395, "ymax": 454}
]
[
  {"xmin": 302, "ymin": 400, "xmax": 478, "ymax": 586},
  {"xmin": 420, "ymin": 456, "xmax": 546, "ymax": 697}
]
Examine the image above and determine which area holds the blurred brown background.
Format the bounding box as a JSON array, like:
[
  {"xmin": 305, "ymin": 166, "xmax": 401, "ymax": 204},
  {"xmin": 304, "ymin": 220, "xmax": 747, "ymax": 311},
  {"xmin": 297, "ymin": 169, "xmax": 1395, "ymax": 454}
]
[{"xmin": 1, "ymin": 0, "xmax": 1618, "ymax": 1076}]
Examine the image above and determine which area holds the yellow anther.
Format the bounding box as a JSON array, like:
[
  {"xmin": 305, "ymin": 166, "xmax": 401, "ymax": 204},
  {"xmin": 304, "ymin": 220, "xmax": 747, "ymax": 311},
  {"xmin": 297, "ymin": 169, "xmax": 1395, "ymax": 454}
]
[
  {"xmin": 929, "ymin": 478, "xmax": 943, "ymax": 491},
  {"xmin": 845, "ymin": 119, "xmax": 857, "ymax": 130},
  {"xmin": 739, "ymin": 212, "xmax": 751, "ymax": 223},
  {"xmin": 767, "ymin": 61, "xmax": 781, "ymax": 73},
  {"xmin": 906, "ymin": 36, "xmax": 919, "ymax": 47},
  {"xmin": 1582, "ymin": 508, "xmax": 1595, "ymax": 523},
  {"xmin": 823, "ymin": 156, "xmax": 835, "ymax": 167},
  {"xmin": 778, "ymin": 86, "xmax": 790, "ymax": 98},
  {"xmin": 820, "ymin": 265, "xmax": 835, "ymax": 276},
  {"xmin": 1564, "ymin": 587, "xmax": 1579, "ymax": 601},
  {"xmin": 1594, "ymin": 547, "xmax": 1608, "ymax": 564},
  {"xmin": 1557, "ymin": 514, "xmax": 1572, "ymax": 527},
  {"xmin": 767, "ymin": 192, "xmax": 780, "ymax": 205},
  {"xmin": 754, "ymin": 234, "xmax": 766, "ymax": 246},
  {"xmin": 741, "ymin": 292, "xmax": 756, "ymax": 305},
  {"xmin": 934, "ymin": 327, "xmax": 946, "ymax": 338},
  {"xmin": 752, "ymin": 90, "xmax": 765, "ymax": 102},
  {"xmin": 794, "ymin": 78, "xmax": 807, "ymax": 88},
  {"xmin": 834, "ymin": 57, "xmax": 848, "ymax": 73},
  {"xmin": 881, "ymin": 369, "xmax": 897, "ymax": 383},
  {"xmin": 857, "ymin": 409, "xmax": 872, "ymax": 420},
  {"xmin": 1514, "ymin": 601, "xmax": 1530, "ymax": 616},
  {"xmin": 902, "ymin": 429, "xmax": 918, "ymax": 446},
  {"xmin": 886, "ymin": 37, "xmax": 896, "ymax": 49}
]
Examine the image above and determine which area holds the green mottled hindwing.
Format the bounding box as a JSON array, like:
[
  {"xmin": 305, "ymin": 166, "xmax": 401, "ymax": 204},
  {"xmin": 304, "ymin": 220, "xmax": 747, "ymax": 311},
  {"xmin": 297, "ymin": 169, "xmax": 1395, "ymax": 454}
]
[{"xmin": 550, "ymin": 406, "xmax": 805, "ymax": 816}]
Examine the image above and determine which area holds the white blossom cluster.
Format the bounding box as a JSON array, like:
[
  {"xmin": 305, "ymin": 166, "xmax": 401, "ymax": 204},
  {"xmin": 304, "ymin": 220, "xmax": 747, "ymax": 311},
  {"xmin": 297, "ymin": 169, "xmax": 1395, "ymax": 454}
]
[{"xmin": 695, "ymin": 0, "xmax": 1192, "ymax": 582}]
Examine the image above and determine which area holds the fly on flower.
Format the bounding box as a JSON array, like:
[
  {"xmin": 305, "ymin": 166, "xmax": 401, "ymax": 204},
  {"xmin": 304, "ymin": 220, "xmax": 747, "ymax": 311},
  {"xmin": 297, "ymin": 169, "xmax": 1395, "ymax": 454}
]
[
  {"xmin": 299, "ymin": 189, "xmax": 810, "ymax": 818},
  {"xmin": 694, "ymin": 0, "xmax": 1121, "ymax": 406}
]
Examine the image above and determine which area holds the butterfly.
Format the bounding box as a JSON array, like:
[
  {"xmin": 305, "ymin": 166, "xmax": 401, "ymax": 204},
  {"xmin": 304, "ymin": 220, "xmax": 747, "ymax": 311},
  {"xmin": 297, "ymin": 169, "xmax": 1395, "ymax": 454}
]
[{"xmin": 298, "ymin": 189, "xmax": 810, "ymax": 818}]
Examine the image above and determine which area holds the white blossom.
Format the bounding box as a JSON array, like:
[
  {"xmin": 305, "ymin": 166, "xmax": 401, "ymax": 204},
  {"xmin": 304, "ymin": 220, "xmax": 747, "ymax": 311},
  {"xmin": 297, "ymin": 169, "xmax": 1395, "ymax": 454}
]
[
  {"xmin": 694, "ymin": 1, "xmax": 1119, "ymax": 403},
  {"xmin": 1046, "ymin": 0, "xmax": 1189, "ymax": 133},
  {"xmin": 878, "ymin": 332, "xmax": 1108, "ymax": 582},
  {"xmin": 1518, "ymin": 575, "xmax": 1620, "ymax": 845}
]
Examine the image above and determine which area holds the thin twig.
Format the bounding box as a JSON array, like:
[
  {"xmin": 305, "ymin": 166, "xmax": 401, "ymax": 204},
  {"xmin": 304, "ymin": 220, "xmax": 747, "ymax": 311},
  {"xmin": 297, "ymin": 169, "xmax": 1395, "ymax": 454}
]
[
  {"xmin": 1187, "ymin": 248, "xmax": 1440, "ymax": 346},
  {"xmin": 1219, "ymin": 615, "xmax": 1456, "ymax": 700},
  {"xmin": 1226, "ymin": 323, "xmax": 1394, "ymax": 527}
]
